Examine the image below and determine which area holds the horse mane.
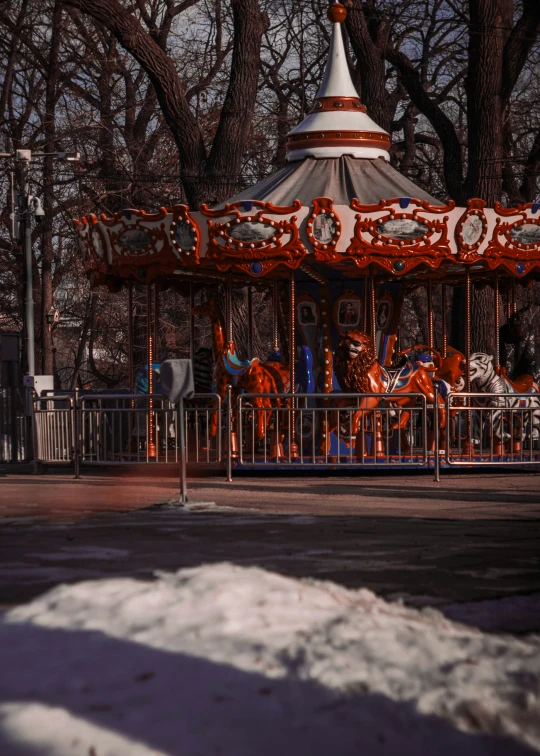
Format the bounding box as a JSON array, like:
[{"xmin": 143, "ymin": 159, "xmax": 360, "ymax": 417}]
[{"xmin": 334, "ymin": 331, "xmax": 376, "ymax": 393}]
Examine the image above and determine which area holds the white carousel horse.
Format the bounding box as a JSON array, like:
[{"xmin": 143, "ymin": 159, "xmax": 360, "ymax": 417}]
[{"xmin": 469, "ymin": 353, "xmax": 540, "ymax": 441}]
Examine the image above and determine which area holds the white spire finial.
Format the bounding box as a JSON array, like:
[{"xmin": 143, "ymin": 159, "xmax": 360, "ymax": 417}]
[{"xmin": 286, "ymin": 2, "xmax": 390, "ymax": 162}]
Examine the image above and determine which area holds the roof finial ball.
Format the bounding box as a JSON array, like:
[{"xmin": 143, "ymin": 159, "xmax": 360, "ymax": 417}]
[{"xmin": 327, "ymin": 2, "xmax": 347, "ymax": 23}]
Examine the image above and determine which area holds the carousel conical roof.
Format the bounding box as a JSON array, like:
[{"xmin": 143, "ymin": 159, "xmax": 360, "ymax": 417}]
[
  {"xmin": 226, "ymin": 155, "xmax": 441, "ymax": 206},
  {"xmin": 225, "ymin": 2, "xmax": 441, "ymax": 207}
]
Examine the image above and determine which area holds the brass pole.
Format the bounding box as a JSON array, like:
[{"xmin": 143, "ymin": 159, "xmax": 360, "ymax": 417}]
[
  {"xmin": 247, "ymin": 284, "xmax": 253, "ymax": 358},
  {"xmin": 146, "ymin": 283, "xmax": 156, "ymax": 457},
  {"xmin": 465, "ymin": 269, "xmax": 471, "ymax": 392},
  {"xmin": 363, "ymin": 276, "xmax": 368, "ymax": 332},
  {"xmin": 226, "ymin": 272, "xmax": 233, "ymax": 348},
  {"xmin": 427, "ymin": 279, "xmax": 434, "ymax": 350},
  {"xmin": 494, "ymin": 274, "xmax": 500, "ymax": 368},
  {"xmin": 370, "ymin": 270, "xmax": 376, "ymax": 346},
  {"xmin": 127, "ymin": 280, "xmax": 134, "ymax": 393},
  {"xmin": 272, "ymin": 278, "xmax": 279, "ymax": 352},
  {"xmin": 289, "ymin": 268, "xmax": 298, "ymax": 457},
  {"xmin": 153, "ymin": 279, "xmax": 160, "ymax": 363},
  {"xmin": 512, "ymin": 278, "xmax": 517, "ymax": 314},
  {"xmin": 441, "ymin": 284, "xmax": 447, "ymax": 358},
  {"xmin": 465, "ymin": 268, "xmax": 472, "ymax": 457},
  {"xmin": 289, "ymin": 269, "xmax": 296, "ymax": 393},
  {"xmin": 189, "ymin": 283, "xmax": 195, "ymax": 362}
]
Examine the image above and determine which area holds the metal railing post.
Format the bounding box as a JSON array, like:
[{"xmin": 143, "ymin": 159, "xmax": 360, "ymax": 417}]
[
  {"xmin": 178, "ymin": 395, "xmax": 187, "ymax": 503},
  {"xmin": 73, "ymin": 388, "xmax": 80, "ymax": 479},
  {"xmin": 433, "ymin": 384, "xmax": 440, "ymax": 482}
]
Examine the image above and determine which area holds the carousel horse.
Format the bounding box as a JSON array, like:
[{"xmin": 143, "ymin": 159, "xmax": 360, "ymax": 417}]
[
  {"xmin": 333, "ymin": 330, "xmax": 446, "ymax": 452},
  {"xmin": 469, "ymin": 353, "xmax": 540, "ymax": 442},
  {"xmin": 192, "ymin": 296, "xmax": 290, "ymax": 438}
]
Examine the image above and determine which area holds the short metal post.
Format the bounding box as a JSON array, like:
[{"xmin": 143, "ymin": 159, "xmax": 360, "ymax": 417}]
[
  {"xmin": 73, "ymin": 388, "xmax": 80, "ymax": 479},
  {"xmin": 433, "ymin": 384, "xmax": 440, "ymax": 482},
  {"xmin": 226, "ymin": 384, "xmax": 233, "ymax": 482},
  {"xmin": 178, "ymin": 395, "xmax": 187, "ymax": 503}
]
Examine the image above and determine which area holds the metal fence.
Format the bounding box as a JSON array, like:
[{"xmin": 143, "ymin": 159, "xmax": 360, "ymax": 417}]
[
  {"xmin": 31, "ymin": 389, "xmax": 540, "ymax": 476},
  {"xmin": 0, "ymin": 386, "xmax": 27, "ymax": 463},
  {"xmin": 33, "ymin": 392, "xmax": 221, "ymax": 474},
  {"xmin": 445, "ymin": 392, "xmax": 540, "ymax": 466},
  {"xmin": 237, "ymin": 392, "xmax": 429, "ymax": 467}
]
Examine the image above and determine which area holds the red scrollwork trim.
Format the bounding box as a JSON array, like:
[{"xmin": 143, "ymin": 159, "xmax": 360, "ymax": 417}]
[
  {"xmin": 484, "ymin": 205, "xmax": 540, "ymax": 275},
  {"xmin": 350, "ymin": 197, "xmax": 455, "ymax": 215},
  {"xmin": 306, "ymin": 198, "xmax": 342, "ymax": 262},
  {"xmin": 205, "ymin": 211, "xmax": 307, "ymax": 272},
  {"xmin": 345, "ymin": 200, "xmax": 453, "ymax": 274},
  {"xmin": 199, "ymin": 199, "xmax": 302, "ymax": 218}
]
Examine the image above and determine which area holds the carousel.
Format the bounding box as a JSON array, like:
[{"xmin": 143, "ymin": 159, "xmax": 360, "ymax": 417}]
[{"xmin": 66, "ymin": 2, "xmax": 540, "ymax": 475}]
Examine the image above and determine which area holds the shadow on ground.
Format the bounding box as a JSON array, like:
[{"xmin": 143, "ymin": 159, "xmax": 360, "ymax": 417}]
[{"xmin": 0, "ymin": 621, "xmax": 534, "ymax": 756}]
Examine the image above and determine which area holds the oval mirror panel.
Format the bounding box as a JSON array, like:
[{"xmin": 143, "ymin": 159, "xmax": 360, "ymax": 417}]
[
  {"xmin": 377, "ymin": 219, "xmax": 428, "ymax": 240},
  {"xmin": 118, "ymin": 229, "xmax": 152, "ymax": 251},
  {"xmin": 174, "ymin": 221, "xmax": 195, "ymax": 249},
  {"xmin": 460, "ymin": 215, "xmax": 483, "ymax": 245},
  {"xmin": 312, "ymin": 213, "xmax": 336, "ymax": 243},
  {"xmin": 509, "ymin": 224, "xmax": 540, "ymax": 245},
  {"xmin": 228, "ymin": 222, "xmax": 275, "ymax": 242}
]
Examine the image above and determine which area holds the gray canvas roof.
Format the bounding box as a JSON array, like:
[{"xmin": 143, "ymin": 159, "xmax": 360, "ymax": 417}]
[{"xmin": 224, "ymin": 156, "xmax": 442, "ymax": 207}]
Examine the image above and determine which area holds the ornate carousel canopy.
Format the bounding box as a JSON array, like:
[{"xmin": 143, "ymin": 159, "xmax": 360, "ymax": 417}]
[{"xmin": 76, "ymin": 2, "xmax": 540, "ymax": 286}]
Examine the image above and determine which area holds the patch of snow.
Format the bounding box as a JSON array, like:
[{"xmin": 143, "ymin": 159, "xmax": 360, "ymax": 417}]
[{"xmin": 0, "ymin": 563, "xmax": 539, "ymax": 755}]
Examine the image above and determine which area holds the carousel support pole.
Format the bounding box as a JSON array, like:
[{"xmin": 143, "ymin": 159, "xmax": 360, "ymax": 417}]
[
  {"xmin": 272, "ymin": 278, "xmax": 279, "ymax": 354},
  {"xmin": 189, "ymin": 283, "xmax": 195, "ymax": 363},
  {"xmin": 427, "ymin": 280, "xmax": 434, "ymax": 350},
  {"xmin": 154, "ymin": 279, "xmax": 160, "ymax": 363},
  {"xmin": 128, "ymin": 280, "xmax": 135, "ymax": 451},
  {"xmin": 494, "ymin": 274, "xmax": 500, "ymax": 367},
  {"xmin": 370, "ymin": 269, "xmax": 376, "ymax": 346},
  {"xmin": 363, "ymin": 275, "xmax": 368, "ymax": 332},
  {"xmin": 512, "ymin": 278, "xmax": 517, "ymax": 314},
  {"xmin": 146, "ymin": 283, "xmax": 156, "ymax": 458},
  {"xmin": 493, "ymin": 273, "xmax": 503, "ymax": 456},
  {"xmin": 441, "ymin": 284, "xmax": 447, "ymax": 358},
  {"xmin": 247, "ymin": 284, "xmax": 253, "ymax": 358},
  {"xmin": 128, "ymin": 281, "xmax": 134, "ymax": 393},
  {"xmin": 226, "ymin": 272, "xmax": 233, "ymax": 350},
  {"xmin": 369, "ymin": 269, "xmax": 383, "ymax": 455},
  {"xmin": 226, "ymin": 383, "xmax": 233, "ymax": 482},
  {"xmin": 463, "ymin": 268, "xmax": 472, "ymax": 458},
  {"xmin": 289, "ymin": 269, "xmax": 299, "ymax": 458},
  {"xmin": 225, "ymin": 273, "xmax": 238, "ymax": 457}
]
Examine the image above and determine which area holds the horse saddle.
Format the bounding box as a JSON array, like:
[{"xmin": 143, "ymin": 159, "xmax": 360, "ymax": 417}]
[
  {"xmin": 381, "ymin": 362, "xmax": 416, "ymax": 392},
  {"xmin": 508, "ymin": 373, "xmax": 534, "ymax": 393}
]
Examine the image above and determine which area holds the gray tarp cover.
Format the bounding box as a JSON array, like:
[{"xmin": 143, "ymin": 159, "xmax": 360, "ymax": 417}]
[{"xmin": 223, "ymin": 156, "xmax": 442, "ymax": 207}]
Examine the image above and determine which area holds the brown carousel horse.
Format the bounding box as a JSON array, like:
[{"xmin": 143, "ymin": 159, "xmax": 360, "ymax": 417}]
[
  {"xmin": 192, "ymin": 296, "xmax": 290, "ymax": 438},
  {"xmin": 332, "ymin": 330, "xmax": 446, "ymax": 454}
]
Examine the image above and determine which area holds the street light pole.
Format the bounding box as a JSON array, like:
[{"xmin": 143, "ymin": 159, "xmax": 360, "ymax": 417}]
[
  {"xmin": 1, "ymin": 148, "xmax": 79, "ymax": 377},
  {"xmin": 23, "ymin": 184, "xmax": 35, "ymax": 376}
]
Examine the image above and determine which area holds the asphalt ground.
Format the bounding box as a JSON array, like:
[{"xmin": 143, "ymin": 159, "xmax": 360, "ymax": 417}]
[{"xmin": 0, "ymin": 469, "xmax": 539, "ymax": 631}]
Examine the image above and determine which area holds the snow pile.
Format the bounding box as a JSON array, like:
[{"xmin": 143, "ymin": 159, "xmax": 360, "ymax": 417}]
[{"xmin": 0, "ymin": 563, "xmax": 539, "ymax": 755}]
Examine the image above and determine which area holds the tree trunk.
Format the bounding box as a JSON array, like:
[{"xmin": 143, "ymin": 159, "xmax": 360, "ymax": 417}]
[{"xmin": 465, "ymin": 0, "xmax": 511, "ymax": 203}]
